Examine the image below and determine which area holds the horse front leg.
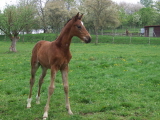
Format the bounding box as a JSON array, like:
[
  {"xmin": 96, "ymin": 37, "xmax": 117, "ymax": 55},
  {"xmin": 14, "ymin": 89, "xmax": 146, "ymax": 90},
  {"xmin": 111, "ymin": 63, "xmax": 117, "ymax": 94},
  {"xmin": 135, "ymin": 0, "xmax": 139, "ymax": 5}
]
[
  {"xmin": 61, "ymin": 65, "xmax": 73, "ymax": 115},
  {"xmin": 43, "ymin": 66, "xmax": 57, "ymax": 120}
]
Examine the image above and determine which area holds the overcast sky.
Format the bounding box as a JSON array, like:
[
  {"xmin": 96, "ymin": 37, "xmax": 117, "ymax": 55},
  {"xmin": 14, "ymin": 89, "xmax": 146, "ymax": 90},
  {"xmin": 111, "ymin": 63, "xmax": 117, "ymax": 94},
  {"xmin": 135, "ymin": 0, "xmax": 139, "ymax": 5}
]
[
  {"xmin": 113, "ymin": 0, "xmax": 140, "ymax": 4},
  {"xmin": 0, "ymin": 0, "xmax": 141, "ymax": 10}
]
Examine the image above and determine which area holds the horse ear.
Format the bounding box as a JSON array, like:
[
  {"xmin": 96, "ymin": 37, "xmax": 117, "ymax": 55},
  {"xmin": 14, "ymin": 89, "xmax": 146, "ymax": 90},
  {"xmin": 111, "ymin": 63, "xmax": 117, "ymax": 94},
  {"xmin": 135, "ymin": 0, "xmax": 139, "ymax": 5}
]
[
  {"xmin": 79, "ymin": 14, "xmax": 83, "ymax": 20},
  {"xmin": 74, "ymin": 12, "xmax": 80, "ymax": 21}
]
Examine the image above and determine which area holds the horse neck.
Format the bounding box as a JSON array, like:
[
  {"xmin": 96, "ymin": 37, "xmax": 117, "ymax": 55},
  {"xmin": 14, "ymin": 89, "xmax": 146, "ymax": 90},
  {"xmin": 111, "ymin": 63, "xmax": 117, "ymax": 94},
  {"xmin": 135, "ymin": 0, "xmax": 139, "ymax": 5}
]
[{"xmin": 55, "ymin": 23, "xmax": 73, "ymax": 48}]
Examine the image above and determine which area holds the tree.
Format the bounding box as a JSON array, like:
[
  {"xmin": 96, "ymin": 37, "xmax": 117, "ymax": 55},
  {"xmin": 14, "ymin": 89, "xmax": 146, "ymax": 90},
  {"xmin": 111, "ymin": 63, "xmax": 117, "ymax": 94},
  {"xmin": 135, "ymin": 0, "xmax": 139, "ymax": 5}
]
[
  {"xmin": 140, "ymin": 0, "xmax": 153, "ymax": 7},
  {"xmin": 132, "ymin": 13, "xmax": 142, "ymax": 27},
  {"xmin": 118, "ymin": 2, "xmax": 143, "ymax": 14},
  {"xmin": 152, "ymin": 1, "xmax": 160, "ymax": 25},
  {"xmin": 82, "ymin": 0, "xmax": 120, "ymax": 44},
  {"xmin": 45, "ymin": 0, "xmax": 69, "ymax": 34},
  {"xmin": 35, "ymin": 0, "xmax": 49, "ymax": 33},
  {"xmin": 44, "ymin": 0, "xmax": 78, "ymax": 34},
  {"xmin": 118, "ymin": 2, "xmax": 143, "ymax": 28},
  {"xmin": 0, "ymin": 0, "xmax": 36, "ymax": 52},
  {"xmin": 138, "ymin": 7, "xmax": 156, "ymax": 26},
  {"xmin": 64, "ymin": 0, "xmax": 76, "ymax": 10}
]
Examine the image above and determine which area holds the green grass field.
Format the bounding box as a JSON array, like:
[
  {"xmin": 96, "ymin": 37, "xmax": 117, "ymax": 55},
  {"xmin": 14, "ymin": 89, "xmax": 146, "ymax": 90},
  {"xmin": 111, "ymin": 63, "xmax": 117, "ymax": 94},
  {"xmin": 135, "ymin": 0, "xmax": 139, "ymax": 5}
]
[{"xmin": 0, "ymin": 41, "xmax": 160, "ymax": 120}]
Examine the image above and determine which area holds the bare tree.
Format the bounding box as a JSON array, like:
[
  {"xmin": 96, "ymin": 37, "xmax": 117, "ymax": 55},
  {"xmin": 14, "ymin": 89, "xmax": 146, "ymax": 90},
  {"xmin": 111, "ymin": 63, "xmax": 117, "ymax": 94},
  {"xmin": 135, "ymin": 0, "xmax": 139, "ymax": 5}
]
[
  {"xmin": 44, "ymin": 0, "xmax": 79, "ymax": 34},
  {"xmin": 82, "ymin": 0, "xmax": 120, "ymax": 44},
  {"xmin": 36, "ymin": 0, "xmax": 49, "ymax": 33},
  {"xmin": 45, "ymin": 0, "xmax": 69, "ymax": 34}
]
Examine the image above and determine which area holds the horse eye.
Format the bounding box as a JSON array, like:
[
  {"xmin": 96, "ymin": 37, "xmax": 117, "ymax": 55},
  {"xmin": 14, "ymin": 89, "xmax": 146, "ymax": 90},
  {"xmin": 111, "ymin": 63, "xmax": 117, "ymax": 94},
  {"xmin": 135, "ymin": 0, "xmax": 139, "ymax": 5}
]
[{"xmin": 77, "ymin": 25, "xmax": 81, "ymax": 29}]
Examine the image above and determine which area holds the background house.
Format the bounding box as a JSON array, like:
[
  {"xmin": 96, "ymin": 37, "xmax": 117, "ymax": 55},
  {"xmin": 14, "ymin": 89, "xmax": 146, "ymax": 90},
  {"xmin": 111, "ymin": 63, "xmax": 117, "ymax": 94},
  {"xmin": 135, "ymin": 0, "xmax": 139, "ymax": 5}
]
[{"xmin": 144, "ymin": 25, "xmax": 160, "ymax": 37}]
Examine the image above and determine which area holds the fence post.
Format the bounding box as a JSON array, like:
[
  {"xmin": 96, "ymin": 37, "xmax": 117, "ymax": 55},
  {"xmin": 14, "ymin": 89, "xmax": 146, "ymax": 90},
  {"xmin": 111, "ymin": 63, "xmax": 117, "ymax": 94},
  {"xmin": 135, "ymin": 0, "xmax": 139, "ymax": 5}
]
[
  {"xmin": 130, "ymin": 34, "xmax": 132, "ymax": 44},
  {"xmin": 4, "ymin": 35, "xmax": 6, "ymax": 41},
  {"xmin": 101, "ymin": 29, "xmax": 103, "ymax": 35},
  {"xmin": 22, "ymin": 31, "xmax": 25, "ymax": 43},
  {"xmin": 112, "ymin": 36, "xmax": 114, "ymax": 44},
  {"xmin": 112, "ymin": 29, "xmax": 114, "ymax": 44}
]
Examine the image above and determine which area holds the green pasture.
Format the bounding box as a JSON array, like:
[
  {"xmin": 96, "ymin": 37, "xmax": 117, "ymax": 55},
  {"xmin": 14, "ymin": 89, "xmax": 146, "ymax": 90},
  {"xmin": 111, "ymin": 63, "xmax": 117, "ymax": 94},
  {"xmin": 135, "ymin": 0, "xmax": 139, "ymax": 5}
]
[{"xmin": 0, "ymin": 41, "xmax": 160, "ymax": 120}]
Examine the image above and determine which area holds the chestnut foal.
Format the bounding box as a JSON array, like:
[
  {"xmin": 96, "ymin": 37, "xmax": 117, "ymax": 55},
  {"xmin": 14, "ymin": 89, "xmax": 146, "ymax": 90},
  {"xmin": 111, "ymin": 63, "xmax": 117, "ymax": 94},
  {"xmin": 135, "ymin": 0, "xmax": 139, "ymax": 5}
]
[{"xmin": 27, "ymin": 13, "xmax": 91, "ymax": 119}]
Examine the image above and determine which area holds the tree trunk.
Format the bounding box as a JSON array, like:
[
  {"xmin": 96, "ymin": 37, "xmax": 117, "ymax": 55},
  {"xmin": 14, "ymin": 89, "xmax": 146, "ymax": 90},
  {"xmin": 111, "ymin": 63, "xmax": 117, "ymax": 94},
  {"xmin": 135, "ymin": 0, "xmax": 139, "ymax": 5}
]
[{"xmin": 9, "ymin": 37, "xmax": 19, "ymax": 52}]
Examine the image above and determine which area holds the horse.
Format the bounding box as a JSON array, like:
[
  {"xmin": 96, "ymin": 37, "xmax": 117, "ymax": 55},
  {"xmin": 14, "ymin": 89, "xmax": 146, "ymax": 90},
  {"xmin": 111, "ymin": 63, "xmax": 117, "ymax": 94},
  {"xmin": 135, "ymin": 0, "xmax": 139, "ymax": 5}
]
[{"xmin": 27, "ymin": 12, "xmax": 91, "ymax": 120}]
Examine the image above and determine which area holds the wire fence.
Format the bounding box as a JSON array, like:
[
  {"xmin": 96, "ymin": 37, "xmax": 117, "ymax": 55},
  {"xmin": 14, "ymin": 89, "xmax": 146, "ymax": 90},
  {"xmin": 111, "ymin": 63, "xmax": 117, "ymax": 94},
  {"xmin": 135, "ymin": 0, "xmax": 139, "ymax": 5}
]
[
  {"xmin": 0, "ymin": 32, "xmax": 160, "ymax": 45},
  {"xmin": 98, "ymin": 35, "xmax": 160, "ymax": 45}
]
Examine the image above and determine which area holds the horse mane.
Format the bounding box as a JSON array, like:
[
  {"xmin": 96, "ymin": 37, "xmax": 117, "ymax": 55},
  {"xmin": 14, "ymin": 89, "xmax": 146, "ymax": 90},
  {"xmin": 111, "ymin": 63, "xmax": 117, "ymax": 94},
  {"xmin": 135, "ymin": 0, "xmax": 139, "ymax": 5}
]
[{"xmin": 64, "ymin": 19, "xmax": 71, "ymax": 26}]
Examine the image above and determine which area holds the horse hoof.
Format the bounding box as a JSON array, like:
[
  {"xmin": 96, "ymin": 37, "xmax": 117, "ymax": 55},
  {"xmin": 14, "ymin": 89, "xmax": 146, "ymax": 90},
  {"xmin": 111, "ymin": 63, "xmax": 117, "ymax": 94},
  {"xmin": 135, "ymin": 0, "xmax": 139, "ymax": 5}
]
[
  {"xmin": 27, "ymin": 104, "xmax": 31, "ymax": 108},
  {"xmin": 36, "ymin": 95, "xmax": 40, "ymax": 104},
  {"xmin": 43, "ymin": 112, "xmax": 48, "ymax": 120},
  {"xmin": 68, "ymin": 111, "xmax": 73, "ymax": 115},
  {"xmin": 36, "ymin": 101, "xmax": 40, "ymax": 104}
]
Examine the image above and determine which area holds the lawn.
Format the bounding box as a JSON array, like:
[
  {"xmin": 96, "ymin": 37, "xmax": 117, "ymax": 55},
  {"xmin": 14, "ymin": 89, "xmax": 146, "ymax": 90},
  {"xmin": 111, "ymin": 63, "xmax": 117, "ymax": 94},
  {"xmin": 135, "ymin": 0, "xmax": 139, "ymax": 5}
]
[{"xmin": 0, "ymin": 41, "xmax": 160, "ymax": 120}]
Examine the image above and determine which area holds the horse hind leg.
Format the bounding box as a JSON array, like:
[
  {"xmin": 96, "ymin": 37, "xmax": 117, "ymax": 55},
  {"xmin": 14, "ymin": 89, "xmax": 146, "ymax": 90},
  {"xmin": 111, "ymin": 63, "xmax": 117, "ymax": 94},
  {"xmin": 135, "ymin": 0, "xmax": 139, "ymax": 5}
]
[
  {"xmin": 43, "ymin": 67, "xmax": 57, "ymax": 119},
  {"xmin": 36, "ymin": 66, "xmax": 47, "ymax": 104},
  {"xmin": 61, "ymin": 68, "xmax": 73, "ymax": 115},
  {"xmin": 27, "ymin": 61, "xmax": 40, "ymax": 108}
]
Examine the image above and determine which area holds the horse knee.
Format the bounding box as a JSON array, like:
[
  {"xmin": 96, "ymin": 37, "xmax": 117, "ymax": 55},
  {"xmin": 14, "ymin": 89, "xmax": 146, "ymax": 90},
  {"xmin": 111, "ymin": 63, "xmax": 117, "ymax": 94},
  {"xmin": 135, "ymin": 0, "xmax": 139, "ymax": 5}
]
[
  {"xmin": 30, "ymin": 78, "xmax": 35, "ymax": 86},
  {"xmin": 39, "ymin": 79, "xmax": 44, "ymax": 85},
  {"xmin": 64, "ymin": 85, "xmax": 69, "ymax": 93},
  {"xmin": 48, "ymin": 86, "xmax": 55, "ymax": 95}
]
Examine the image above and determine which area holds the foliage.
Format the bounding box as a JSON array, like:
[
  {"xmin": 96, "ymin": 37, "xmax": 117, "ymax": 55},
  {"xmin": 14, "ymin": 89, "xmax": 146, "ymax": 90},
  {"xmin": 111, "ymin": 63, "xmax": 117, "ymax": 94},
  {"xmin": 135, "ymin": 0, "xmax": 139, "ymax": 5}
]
[
  {"xmin": 0, "ymin": 41, "xmax": 160, "ymax": 120},
  {"xmin": 83, "ymin": 0, "xmax": 120, "ymax": 29},
  {"xmin": 140, "ymin": 0, "xmax": 153, "ymax": 7},
  {"xmin": 118, "ymin": 2, "xmax": 143, "ymax": 15},
  {"xmin": 45, "ymin": 0, "xmax": 70, "ymax": 33},
  {"xmin": 153, "ymin": 1, "xmax": 160, "ymax": 25},
  {"xmin": 137, "ymin": 7, "xmax": 157, "ymax": 26},
  {"xmin": 81, "ymin": 0, "xmax": 120, "ymax": 44},
  {"xmin": 0, "ymin": 0, "xmax": 37, "ymax": 52},
  {"xmin": 35, "ymin": 0, "xmax": 49, "ymax": 33},
  {"xmin": 118, "ymin": 2, "xmax": 144, "ymax": 27},
  {"xmin": 0, "ymin": 0, "xmax": 36, "ymax": 37}
]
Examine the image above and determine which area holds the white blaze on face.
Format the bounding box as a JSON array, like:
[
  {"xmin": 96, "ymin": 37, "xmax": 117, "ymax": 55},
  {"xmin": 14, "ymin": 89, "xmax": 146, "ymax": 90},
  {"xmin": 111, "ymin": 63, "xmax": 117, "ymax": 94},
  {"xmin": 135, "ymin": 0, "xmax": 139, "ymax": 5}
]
[{"xmin": 81, "ymin": 21, "xmax": 84, "ymax": 26}]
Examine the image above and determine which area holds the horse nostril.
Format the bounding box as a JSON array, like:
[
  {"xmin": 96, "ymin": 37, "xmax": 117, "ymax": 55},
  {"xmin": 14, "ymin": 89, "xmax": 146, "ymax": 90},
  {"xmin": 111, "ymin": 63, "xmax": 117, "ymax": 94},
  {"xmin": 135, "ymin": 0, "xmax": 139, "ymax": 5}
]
[
  {"xmin": 83, "ymin": 36, "xmax": 91, "ymax": 43},
  {"xmin": 88, "ymin": 37, "xmax": 91, "ymax": 43},
  {"xmin": 85, "ymin": 36, "xmax": 91, "ymax": 43}
]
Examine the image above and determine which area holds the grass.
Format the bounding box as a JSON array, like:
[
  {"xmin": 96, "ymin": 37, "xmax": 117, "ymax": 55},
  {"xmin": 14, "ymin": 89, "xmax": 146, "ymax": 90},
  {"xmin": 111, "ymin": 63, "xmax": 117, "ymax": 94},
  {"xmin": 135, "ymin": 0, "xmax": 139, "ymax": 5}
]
[{"xmin": 0, "ymin": 41, "xmax": 160, "ymax": 120}]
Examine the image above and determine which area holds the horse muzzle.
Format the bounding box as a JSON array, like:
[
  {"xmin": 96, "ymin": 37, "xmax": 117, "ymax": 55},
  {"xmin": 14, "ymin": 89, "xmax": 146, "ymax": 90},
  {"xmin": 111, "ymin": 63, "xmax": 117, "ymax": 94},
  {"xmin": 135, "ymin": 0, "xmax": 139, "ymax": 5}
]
[{"xmin": 83, "ymin": 36, "xmax": 91, "ymax": 43}]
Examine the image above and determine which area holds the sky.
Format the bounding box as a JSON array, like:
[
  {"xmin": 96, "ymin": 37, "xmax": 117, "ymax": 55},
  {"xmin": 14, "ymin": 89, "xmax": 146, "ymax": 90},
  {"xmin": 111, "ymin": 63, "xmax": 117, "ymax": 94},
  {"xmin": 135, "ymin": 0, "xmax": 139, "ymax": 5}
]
[
  {"xmin": 113, "ymin": 0, "xmax": 140, "ymax": 4},
  {"xmin": 0, "ymin": 0, "xmax": 141, "ymax": 10},
  {"xmin": 0, "ymin": 0, "xmax": 18, "ymax": 10}
]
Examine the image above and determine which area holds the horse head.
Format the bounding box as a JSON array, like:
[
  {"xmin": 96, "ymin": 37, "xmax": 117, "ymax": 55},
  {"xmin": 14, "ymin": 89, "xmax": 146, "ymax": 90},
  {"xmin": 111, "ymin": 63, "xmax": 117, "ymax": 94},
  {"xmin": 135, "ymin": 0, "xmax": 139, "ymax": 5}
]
[{"xmin": 70, "ymin": 12, "xmax": 91, "ymax": 43}]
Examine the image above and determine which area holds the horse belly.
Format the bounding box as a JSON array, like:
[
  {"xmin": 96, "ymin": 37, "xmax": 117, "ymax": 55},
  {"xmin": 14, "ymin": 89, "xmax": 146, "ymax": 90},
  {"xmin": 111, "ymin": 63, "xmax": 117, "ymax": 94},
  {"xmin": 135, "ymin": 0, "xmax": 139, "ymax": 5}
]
[
  {"xmin": 37, "ymin": 43, "xmax": 52, "ymax": 69},
  {"xmin": 38, "ymin": 59, "xmax": 51, "ymax": 69}
]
